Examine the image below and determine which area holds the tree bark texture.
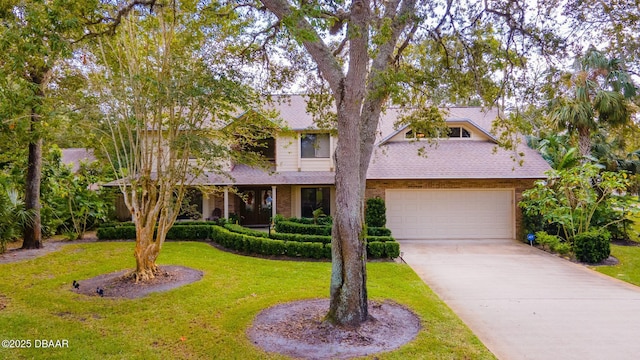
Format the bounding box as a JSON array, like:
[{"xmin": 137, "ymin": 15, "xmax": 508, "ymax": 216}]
[
  {"xmin": 578, "ymin": 126, "xmax": 591, "ymax": 158},
  {"xmin": 22, "ymin": 104, "xmax": 43, "ymax": 249}
]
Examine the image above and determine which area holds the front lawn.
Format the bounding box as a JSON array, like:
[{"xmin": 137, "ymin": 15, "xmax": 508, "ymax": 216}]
[
  {"xmin": 593, "ymin": 244, "xmax": 640, "ymax": 287},
  {"xmin": 0, "ymin": 241, "xmax": 494, "ymax": 359}
]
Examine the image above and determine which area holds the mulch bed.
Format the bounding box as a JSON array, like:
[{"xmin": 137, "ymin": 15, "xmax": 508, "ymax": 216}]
[
  {"xmin": 70, "ymin": 265, "xmax": 203, "ymax": 299},
  {"xmin": 247, "ymin": 298, "xmax": 421, "ymax": 360}
]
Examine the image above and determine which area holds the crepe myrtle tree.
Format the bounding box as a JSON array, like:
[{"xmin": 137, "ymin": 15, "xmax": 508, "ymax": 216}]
[
  {"xmin": 233, "ymin": 0, "xmax": 564, "ymax": 326},
  {"xmin": 87, "ymin": 2, "xmax": 274, "ymax": 282}
]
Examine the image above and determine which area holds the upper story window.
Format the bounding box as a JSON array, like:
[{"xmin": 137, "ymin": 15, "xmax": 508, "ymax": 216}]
[
  {"xmin": 404, "ymin": 130, "xmax": 425, "ymax": 139},
  {"xmin": 252, "ymin": 137, "xmax": 276, "ymax": 161},
  {"xmin": 448, "ymin": 127, "xmax": 471, "ymax": 138},
  {"xmin": 301, "ymin": 133, "xmax": 330, "ymax": 158},
  {"xmin": 404, "ymin": 126, "xmax": 471, "ymax": 139}
]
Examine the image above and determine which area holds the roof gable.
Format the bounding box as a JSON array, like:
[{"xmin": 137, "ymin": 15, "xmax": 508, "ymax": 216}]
[{"xmin": 379, "ymin": 119, "xmax": 496, "ymax": 144}]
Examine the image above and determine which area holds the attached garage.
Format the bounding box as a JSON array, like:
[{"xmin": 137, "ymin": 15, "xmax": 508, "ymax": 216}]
[{"xmin": 385, "ymin": 189, "xmax": 514, "ymax": 240}]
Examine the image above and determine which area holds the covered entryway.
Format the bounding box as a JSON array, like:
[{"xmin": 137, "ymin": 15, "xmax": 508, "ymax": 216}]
[{"xmin": 385, "ymin": 189, "xmax": 514, "ymax": 239}]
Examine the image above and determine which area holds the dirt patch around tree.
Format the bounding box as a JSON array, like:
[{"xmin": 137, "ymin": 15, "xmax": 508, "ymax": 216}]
[
  {"xmin": 247, "ymin": 298, "xmax": 421, "ymax": 360},
  {"xmin": 71, "ymin": 265, "xmax": 203, "ymax": 299}
]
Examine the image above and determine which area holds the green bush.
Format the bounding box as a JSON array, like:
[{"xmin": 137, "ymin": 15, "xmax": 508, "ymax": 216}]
[
  {"xmin": 276, "ymin": 215, "xmax": 332, "ymax": 226},
  {"xmin": 367, "ymin": 227, "xmax": 391, "ymax": 237},
  {"xmin": 270, "ymin": 232, "xmax": 332, "ymax": 244},
  {"xmin": 209, "ymin": 225, "xmax": 396, "ymax": 259},
  {"xmin": 384, "ymin": 241, "xmax": 400, "ymax": 258},
  {"xmin": 223, "ymin": 223, "xmax": 269, "ymax": 238},
  {"xmin": 574, "ymin": 229, "xmax": 611, "ymax": 263},
  {"xmin": 274, "ymin": 220, "xmax": 332, "ymax": 236},
  {"xmin": 97, "ymin": 224, "xmax": 214, "ymax": 241},
  {"xmin": 365, "ymin": 197, "xmax": 386, "ymax": 227},
  {"xmin": 367, "ymin": 241, "xmax": 385, "ymax": 258},
  {"xmin": 97, "ymin": 226, "xmax": 137, "ymax": 240},
  {"xmin": 535, "ymin": 231, "xmax": 571, "ymax": 256},
  {"xmin": 274, "ymin": 216, "xmax": 393, "ymax": 238},
  {"xmin": 366, "ymin": 235, "xmax": 395, "ymax": 243}
]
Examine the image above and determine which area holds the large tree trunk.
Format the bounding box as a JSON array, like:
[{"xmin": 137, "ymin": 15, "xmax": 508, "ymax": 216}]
[
  {"xmin": 327, "ymin": 100, "xmax": 368, "ymax": 327},
  {"xmin": 22, "ymin": 106, "xmax": 43, "ymax": 249},
  {"xmin": 132, "ymin": 222, "xmax": 160, "ymax": 282},
  {"xmin": 325, "ymin": 0, "xmax": 371, "ymax": 327}
]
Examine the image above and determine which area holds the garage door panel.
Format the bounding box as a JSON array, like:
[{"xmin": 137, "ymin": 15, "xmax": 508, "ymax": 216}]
[{"xmin": 385, "ymin": 189, "xmax": 513, "ymax": 240}]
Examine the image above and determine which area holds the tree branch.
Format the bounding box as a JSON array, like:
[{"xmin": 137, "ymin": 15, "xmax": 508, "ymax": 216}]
[
  {"xmin": 74, "ymin": 0, "xmax": 162, "ymax": 43},
  {"xmin": 259, "ymin": 0, "xmax": 345, "ymax": 95}
]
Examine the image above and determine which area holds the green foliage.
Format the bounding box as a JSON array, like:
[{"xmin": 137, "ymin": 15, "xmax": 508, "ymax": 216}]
[
  {"xmin": 270, "ymin": 232, "xmax": 332, "ymax": 244},
  {"xmin": 527, "ymin": 133, "xmax": 581, "ymax": 170},
  {"xmin": 96, "ymin": 226, "xmax": 137, "ymax": 241},
  {"xmin": 367, "ymin": 227, "xmax": 392, "ymax": 237},
  {"xmin": 166, "ymin": 225, "xmax": 214, "ymax": 241},
  {"xmin": 535, "ymin": 231, "xmax": 571, "ymax": 256},
  {"xmin": 274, "ymin": 214, "xmax": 332, "ymax": 226},
  {"xmin": 40, "ymin": 147, "xmax": 111, "ymax": 239},
  {"xmin": 367, "ymin": 241, "xmax": 386, "ymax": 258},
  {"xmin": 223, "ymin": 223, "xmax": 269, "ymax": 238},
  {"xmin": 311, "ymin": 207, "xmax": 326, "ymax": 225},
  {"xmin": 574, "ymin": 229, "xmax": 611, "ymax": 263},
  {"xmin": 209, "ymin": 225, "xmax": 397, "ymax": 259},
  {"xmin": 274, "ymin": 218, "xmax": 392, "ymax": 238},
  {"xmin": 547, "ymin": 46, "xmax": 637, "ymax": 157},
  {"xmin": 0, "ymin": 178, "xmax": 34, "ymax": 253},
  {"xmin": 274, "ymin": 220, "xmax": 331, "ymax": 236},
  {"xmin": 365, "ymin": 197, "xmax": 387, "ymax": 227},
  {"xmin": 384, "ymin": 241, "xmax": 401, "ymax": 258},
  {"xmin": 520, "ymin": 164, "xmax": 637, "ymax": 240}
]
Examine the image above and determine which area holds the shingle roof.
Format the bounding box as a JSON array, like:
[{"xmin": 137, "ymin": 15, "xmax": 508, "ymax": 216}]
[
  {"xmin": 205, "ymin": 164, "xmax": 335, "ymax": 185},
  {"xmin": 61, "ymin": 148, "xmax": 97, "ymax": 173},
  {"xmin": 367, "ymin": 140, "xmax": 550, "ymax": 179},
  {"xmin": 265, "ymin": 96, "xmax": 502, "ymax": 139}
]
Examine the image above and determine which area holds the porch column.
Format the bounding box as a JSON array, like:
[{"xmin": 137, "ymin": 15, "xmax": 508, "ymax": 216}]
[
  {"xmin": 271, "ymin": 185, "xmax": 277, "ymax": 221},
  {"xmin": 223, "ymin": 186, "xmax": 229, "ymax": 220}
]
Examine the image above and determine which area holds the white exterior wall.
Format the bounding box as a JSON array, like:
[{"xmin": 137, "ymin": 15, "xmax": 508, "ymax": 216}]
[
  {"xmin": 276, "ymin": 132, "xmax": 337, "ymax": 172},
  {"xmin": 275, "ymin": 134, "xmax": 299, "ymax": 171}
]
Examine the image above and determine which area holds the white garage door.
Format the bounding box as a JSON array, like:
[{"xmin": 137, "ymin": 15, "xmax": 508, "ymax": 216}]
[{"xmin": 386, "ymin": 189, "xmax": 514, "ymax": 240}]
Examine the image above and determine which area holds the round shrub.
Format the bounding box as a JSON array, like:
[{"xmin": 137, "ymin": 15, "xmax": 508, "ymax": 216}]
[{"xmin": 573, "ymin": 229, "xmax": 611, "ymax": 263}]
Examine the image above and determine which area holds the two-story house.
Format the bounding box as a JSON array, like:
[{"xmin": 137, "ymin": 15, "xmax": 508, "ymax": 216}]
[{"xmin": 200, "ymin": 95, "xmax": 551, "ymax": 240}]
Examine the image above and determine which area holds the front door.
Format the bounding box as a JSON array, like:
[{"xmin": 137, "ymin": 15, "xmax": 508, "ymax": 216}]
[{"xmin": 238, "ymin": 187, "xmax": 272, "ymax": 226}]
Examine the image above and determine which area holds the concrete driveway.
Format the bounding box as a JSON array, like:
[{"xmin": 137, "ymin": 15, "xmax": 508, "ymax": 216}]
[{"xmin": 399, "ymin": 239, "xmax": 640, "ymax": 360}]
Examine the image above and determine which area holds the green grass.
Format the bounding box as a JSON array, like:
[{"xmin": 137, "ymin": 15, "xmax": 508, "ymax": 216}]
[
  {"xmin": 0, "ymin": 241, "xmax": 494, "ymax": 359},
  {"xmin": 593, "ymin": 245, "xmax": 640, "ymax": 286}
]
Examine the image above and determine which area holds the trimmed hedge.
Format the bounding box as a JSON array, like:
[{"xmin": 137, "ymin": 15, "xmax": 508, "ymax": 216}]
[
  {"xmin": 271, "ymin": 232, "xmax": 332, "ymax": 244},
  {"xmin": 100, "ymin": 220, "xmax": 222, "ymax": 229},
  {"xmin": 223, "ymin": 223, "xmax": 269, "ymax": 238},
  {"xmin": 365, "ymin": 197, "xmax": 387, "ymax": 227},
  {"xmin": 97, "ymin": 224, "xmax": 213, "ymax": 241},
  {"xmin": 97, "ymin": 226, "xmax": 137, "ymax": 240},
  {"xmin": 574, "ymin": 229, "xmax": 611, "ymax": 263},
  {"xmin": 210, "ymin": 225, "xmax": 397, "ymax": 259},
  {"xmin": 278, "ymin": 215, "xmax": 333, "ymax": 226},
  {"xmin": 274, "ymin": 219, "xmax": 392, "ymax": 237},
  {"xmin": 367, "ymin": 227, "xmax": 392, "ymax": 237},
  {"xmin": 275, "ymin": 220, "xmax": 331, "ymax": 236},
  {"xmin": 97, "ymin": 222, "xmax": 398, "ymax": 259}
]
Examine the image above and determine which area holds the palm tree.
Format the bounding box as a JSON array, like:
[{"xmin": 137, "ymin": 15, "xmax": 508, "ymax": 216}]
[
  {"xmin": 527, "ymin": 133, "xmax": 581, "ymax": 170},
  {"xmin": 549, "ymin": 46, "xmax": 637, "ymax": 157}
]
